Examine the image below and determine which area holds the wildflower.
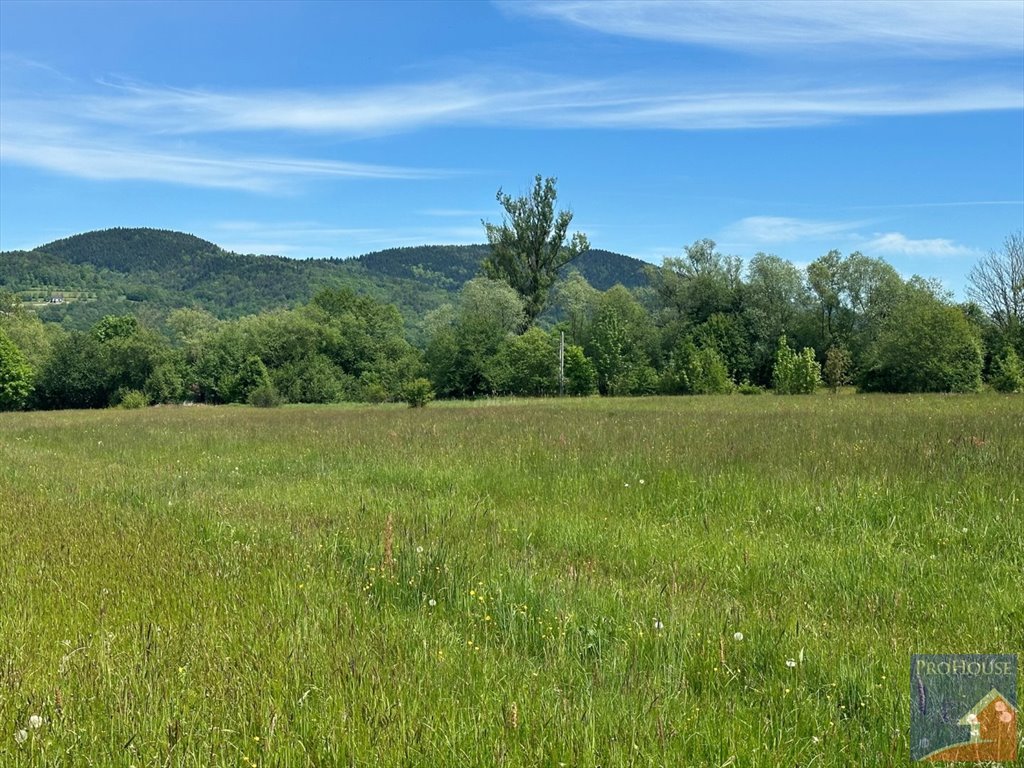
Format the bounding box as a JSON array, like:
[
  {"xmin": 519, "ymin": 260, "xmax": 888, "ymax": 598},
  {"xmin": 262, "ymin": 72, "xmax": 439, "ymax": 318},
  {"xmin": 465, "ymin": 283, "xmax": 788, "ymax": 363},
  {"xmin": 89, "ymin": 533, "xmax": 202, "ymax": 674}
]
[
  {"xmin": 624, "ymin": 483, "xmax": 630, "ymax": 487},
  {"xmin": 14, "ymin": 729, "xmax": 28, "ymax": 744},
  {"xmin": 416, "ymin": 546, "xmax": 424, "ymax": 553},
  {"xmin": 653, "ymin": 618, "xmax": 664, "ymax": 631},
  {"xmin": 639, "ymin": 479, "xmax": 645, "ymax": 485},
  {"xmin": 961, "ymin": 527, "xmax": 968, "ymax": 533},
  {"xmin": 812, "ymin": 736, "xmax": 820, "ymax": 744},
  {"xmin": 428, "ymin": 598, "xmax": 437, "ymax": 607},
  {"xmin": 485, "ymin": 615, "xmax": 492, "ymax": 621},
  {"xmin": 28, "ymin": 715, "xmax": 42, "ymax": 729},
  {"xmin": 733, "ymin": 632, "xmax": 744, "ymax": 642},
  {"xmin": 786, "ymin": 659, "xmax": 798, "ymax": 668}
]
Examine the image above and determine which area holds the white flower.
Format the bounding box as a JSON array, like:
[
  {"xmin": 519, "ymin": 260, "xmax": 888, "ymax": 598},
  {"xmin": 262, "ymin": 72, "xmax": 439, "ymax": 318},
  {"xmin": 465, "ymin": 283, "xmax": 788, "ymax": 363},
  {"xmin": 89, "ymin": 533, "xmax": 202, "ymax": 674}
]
[
  {"xmin": 733, "ymin": 632, "xmax": 744, "ymax": 642},
  {"xmin": 27, "ymin": 715, "xmax": 42, "ymax": 729},
  {"xmin": 786, "ymin": 658, "xmax": 798, "ymax": 668},
  {"xmin": 639, "ymin": 479, "xmax": 645, "ymax": 485},
  {"xmin": 961, "ymin": 527, "xmax": 968, "ymax": 533},
  {"xmin": 428, "ymin": 598, "xmax": 437, "ymax": 607},
  {"xmin": 653, "ymin": 619, "xmax": 664, "ymax": 631},
  {"xmin": 14, "ymin": 729, "xmax": 27, "ymax": 744},
  {"xmin": 812, "ymin": 736, "xmax": 820, "ymax": 744},
  {"xmin": 624, "ymin": 483, "xmax": 630, "ymax": 487},
  {"xmin": 416, "ymin": 546, "xmax": 424, "ymax": 553}
]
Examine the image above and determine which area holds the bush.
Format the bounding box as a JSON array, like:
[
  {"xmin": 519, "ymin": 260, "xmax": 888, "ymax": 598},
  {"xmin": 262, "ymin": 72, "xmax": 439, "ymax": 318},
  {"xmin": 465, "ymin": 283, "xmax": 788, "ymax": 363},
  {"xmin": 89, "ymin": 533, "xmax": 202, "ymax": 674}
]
[
  {"xmin": 773, "ymin": 336, "xmax": 821, "ymax": 394},
  {"xmin": 486, "ymin": 327, "xmax": 559, "ymax": 396},
  {"xmin": 145, "ymin": 361, "xmax": 185, "ymax": 404},
  {"xmin": 823, "ymin": 346, "xmax": 852, "ymax": 393},
  {"xmin": 736, "ymin": 379, "xmax": 765, "ymax": 395},
  {"xmin": 0, "ymin": 327, "xmax": 33, "ymax": 411},
  {"xmin": 859, "ymin": 286, "xmax": 982, "ymax": 393},
  {"xmin": 990, "ymin": 349, "xmax": 1024, "ymax": 393},
  {"xmin": 401, "ymin": 377, "xmax": 435, "ymax": 408},
  {"xmin": 247, "ymin": 383, "xmax": 283, "ymax": 408},
  {"xmin": 661, "ymin": 339, "xmax": 730, "ymax": 395},
  {"xmin": 117, "ymin": 389, "xmax": 150, "ymax": 409},
  {"xmin": 563, "ymin": 344, "xmax": 597, "ymax": 396}
]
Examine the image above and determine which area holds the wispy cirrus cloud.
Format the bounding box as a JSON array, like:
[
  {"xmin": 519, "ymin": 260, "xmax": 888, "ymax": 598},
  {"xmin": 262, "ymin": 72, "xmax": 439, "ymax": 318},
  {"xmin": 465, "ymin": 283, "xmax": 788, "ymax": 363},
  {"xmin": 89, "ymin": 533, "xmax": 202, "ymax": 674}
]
[
  {"xmin": 722, "ymin": 216, "xmax": 866, "ymax": 244},
  {"xmin": 3, "ymin": 54, "xmax": 1021, "ymax": 191},
  {"xmin": 508, "ymin": 0, "xmax": 1024, "ymax": 57},
  {"xmin": 11, "ymin": 75, "xmax": 1021, "ymax": 136},
  {"xmin": 0, "ymin": 117, "xmax": 450, "ymax": 192},
  {"xmin": 861, "ymin": 232, "xmax": 981, "ymax": 258}
]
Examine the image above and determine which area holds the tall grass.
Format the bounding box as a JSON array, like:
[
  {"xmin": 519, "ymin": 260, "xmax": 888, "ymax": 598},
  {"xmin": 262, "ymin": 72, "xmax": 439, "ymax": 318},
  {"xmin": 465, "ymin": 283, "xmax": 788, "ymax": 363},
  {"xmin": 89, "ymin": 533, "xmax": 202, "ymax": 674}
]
[{"xmin": 1, "ymin": 394, "xmax": 1021, "ymax": 766}]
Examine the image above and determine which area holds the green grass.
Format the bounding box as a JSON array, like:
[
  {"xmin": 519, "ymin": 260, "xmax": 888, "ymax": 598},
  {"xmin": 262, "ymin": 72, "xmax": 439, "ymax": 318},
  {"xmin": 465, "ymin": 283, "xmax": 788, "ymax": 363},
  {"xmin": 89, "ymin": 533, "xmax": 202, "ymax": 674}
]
[{"xmin": 1, "ymin": 395, "xmax": 1021, "ymax": 766}]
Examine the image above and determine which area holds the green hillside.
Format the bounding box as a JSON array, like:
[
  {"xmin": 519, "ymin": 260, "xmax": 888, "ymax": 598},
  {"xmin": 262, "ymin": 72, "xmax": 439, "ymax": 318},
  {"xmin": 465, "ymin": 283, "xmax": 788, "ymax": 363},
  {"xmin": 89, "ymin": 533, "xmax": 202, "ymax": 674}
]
[{"xmin": 0, "ymin": 228, "xmax": 651, "ymax": 331}]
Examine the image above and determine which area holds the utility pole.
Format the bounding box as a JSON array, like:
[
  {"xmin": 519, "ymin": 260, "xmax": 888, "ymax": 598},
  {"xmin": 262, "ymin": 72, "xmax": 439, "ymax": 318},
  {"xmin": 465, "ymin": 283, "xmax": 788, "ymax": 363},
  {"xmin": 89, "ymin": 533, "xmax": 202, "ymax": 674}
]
[{"xmin": 559, "ymin": 331, "xmax": 565, "ymax": 396}]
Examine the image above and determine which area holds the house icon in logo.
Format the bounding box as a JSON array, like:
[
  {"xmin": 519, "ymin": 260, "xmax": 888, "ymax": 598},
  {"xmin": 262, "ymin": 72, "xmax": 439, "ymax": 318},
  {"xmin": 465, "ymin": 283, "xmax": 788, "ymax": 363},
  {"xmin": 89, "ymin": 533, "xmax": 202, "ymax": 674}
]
[{"xmin": 920, "ymin": 688, "xmax": 1017, "ymax": 762}]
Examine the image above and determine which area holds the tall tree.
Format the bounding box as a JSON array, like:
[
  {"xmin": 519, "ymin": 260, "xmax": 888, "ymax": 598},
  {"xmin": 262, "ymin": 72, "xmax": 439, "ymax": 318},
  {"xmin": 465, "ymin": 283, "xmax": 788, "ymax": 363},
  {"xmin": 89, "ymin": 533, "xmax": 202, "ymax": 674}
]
[
  {"xmin": 482, "ymin": 175, "xmax": 589, "ymax": 324},
  {"xmin": 968, "ymin": 232, "xmax": 1023, "ymax": 349},
  {"xmin": 0, "ymin": 328, "xmax": 34, "ymax": 411}
]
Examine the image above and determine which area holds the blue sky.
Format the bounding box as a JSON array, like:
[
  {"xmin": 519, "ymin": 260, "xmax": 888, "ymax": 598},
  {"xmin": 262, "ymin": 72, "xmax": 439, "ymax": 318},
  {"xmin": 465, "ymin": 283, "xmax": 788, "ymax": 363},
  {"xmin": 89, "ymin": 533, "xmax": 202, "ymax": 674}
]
[{"xmin": 1, "ymin": 0, "xmax": 1022, "ymax": 295}]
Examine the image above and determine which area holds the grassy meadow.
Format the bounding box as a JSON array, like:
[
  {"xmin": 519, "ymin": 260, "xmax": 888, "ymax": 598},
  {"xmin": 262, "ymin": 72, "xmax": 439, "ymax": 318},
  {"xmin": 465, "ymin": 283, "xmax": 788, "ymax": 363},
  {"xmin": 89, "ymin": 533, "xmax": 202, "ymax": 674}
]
[{"xmin": 1, "ymin": 394, "xmax": 1022, "ymax": 766}]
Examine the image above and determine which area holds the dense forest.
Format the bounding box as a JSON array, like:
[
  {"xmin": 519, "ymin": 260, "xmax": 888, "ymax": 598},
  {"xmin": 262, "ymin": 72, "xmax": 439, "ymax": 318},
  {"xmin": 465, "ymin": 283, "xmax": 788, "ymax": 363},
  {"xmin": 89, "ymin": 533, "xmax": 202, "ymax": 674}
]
[
  {"xmin": 0, "ymin": 228, "xmax": 648, "ymax": 336},
  {"xmin": 2, "ymin": 225, "xmax": 1022, "ymax": 412}
]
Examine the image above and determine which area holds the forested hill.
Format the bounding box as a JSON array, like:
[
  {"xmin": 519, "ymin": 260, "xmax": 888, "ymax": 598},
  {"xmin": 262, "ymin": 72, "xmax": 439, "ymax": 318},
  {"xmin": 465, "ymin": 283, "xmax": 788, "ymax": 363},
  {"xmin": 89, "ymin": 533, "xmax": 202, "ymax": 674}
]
[
  {"xmin": 0, "ymin": 227, "xmax": 650, "ymax": 330},
  {"xmin": 351, "ymin": 243, "xmax": 649, "ymax": 291}
]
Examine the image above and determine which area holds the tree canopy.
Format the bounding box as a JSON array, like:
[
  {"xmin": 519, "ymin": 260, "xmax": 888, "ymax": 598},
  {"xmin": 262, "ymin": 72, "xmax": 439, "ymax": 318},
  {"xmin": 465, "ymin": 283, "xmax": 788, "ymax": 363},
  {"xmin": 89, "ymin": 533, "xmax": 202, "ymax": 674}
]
[{"xmin": 482, "ymin": 175, "xmax": 589, "ymax": 325}]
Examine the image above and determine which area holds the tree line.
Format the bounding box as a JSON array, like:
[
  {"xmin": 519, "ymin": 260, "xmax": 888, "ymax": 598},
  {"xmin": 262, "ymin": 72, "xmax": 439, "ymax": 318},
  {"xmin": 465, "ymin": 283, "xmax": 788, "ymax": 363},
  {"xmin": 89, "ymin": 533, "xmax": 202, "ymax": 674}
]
[{"xmin": 2, "ymin": 178, "xmax": 1022, "ymax": 412}]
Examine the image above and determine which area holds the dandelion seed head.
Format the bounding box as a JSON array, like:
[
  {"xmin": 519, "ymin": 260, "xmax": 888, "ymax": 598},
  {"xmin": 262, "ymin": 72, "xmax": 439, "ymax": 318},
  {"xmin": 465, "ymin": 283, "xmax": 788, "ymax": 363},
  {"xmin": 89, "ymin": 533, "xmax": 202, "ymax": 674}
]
[
  {"xmin": 27, "ymin": 715, "xmax": 42, "ymax": 730},
  {"xmin": 733, "ymin": 632, "xmax": 744, "ymax": 642},
  {"xmin": 14, "ymin": 729, "xmax": 27, "ymax": 744},
  {"xmin": 428, "ymin": 598, "xmax": 437, "ymax": 607},
  {"xmin": 786, "ymin": 659, "xmax": 798, "ymax": 668},
  {"xmin": 653, "ymin": 619, "xmax": 664, "ymax": 631}
]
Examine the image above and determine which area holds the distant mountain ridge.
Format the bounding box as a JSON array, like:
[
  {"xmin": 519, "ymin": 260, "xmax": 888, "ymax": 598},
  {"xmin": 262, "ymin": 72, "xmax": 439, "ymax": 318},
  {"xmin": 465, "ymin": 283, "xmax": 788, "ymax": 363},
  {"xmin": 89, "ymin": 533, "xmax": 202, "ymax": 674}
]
[{"xmin": 1, "ymin": 227, "xmax": 652, "ymax": 330}]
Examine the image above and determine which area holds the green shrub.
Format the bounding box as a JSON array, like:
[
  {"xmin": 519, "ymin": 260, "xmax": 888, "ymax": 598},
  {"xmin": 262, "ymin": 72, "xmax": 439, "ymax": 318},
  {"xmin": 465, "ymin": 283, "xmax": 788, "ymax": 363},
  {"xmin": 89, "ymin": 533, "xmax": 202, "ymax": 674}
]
[
  {"xmin": 859, "ymin": 285, "xmax": 982, "ymax": 393},
  {"xmin": 990, "ymin": 349, "xmax": 1024, "ymax": 393},
  {"xmin": 145, "ymin": 361, "xmax": 185, "ymax": 404},
  {"xmin": 772, "ymin": 336, "xmax": 821, "ymax": 394},
  {"xmin": 401, "ymin": 377, "xmax": 435, "ymax": 408},
  {"xmin": 823, "ymin": 346, "xmax": 852, "ymax": 393},
  {"xmin": 0, "ymin": 327, "xmax": 33, "ymax": 411},
  {"xmin": 563, "ymin": 344, "xmax": 597, "ymax": 396},
  {"xmin": 736, "ymin": 379, "xmax": 765, "ymax": 395},
  {"xmin": 660, "ymin": 339, "xmax": 732, "ymax": 395},
  {"xmin": 247, "ymin": 383, "xmax": 283, "ymax": 408},
  {"xmin": 117, "ymin": 389, "xmax": 150, "ymax": 409}
]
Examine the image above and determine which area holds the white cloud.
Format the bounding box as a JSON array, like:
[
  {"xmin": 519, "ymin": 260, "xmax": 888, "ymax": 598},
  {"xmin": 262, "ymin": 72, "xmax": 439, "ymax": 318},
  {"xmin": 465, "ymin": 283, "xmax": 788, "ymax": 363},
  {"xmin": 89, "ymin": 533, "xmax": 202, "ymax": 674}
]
[
  {"xmin": 722, "ymin": 216, "xmax": 865, "ymax": 244},
  {"xmin": 509, "ymin": 0, "xmax": 1024, "ymax": 57},
  {"xmin": 0, "ymin": 124, "xmax": 448, "ymax": 192},
  {"xmin": 861, "ymin": 232, "xmax": 980, "ymax": 258},
  {"xmin": 12, "ymin": 76, "xmax": 1019, "ymax": 138}
]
